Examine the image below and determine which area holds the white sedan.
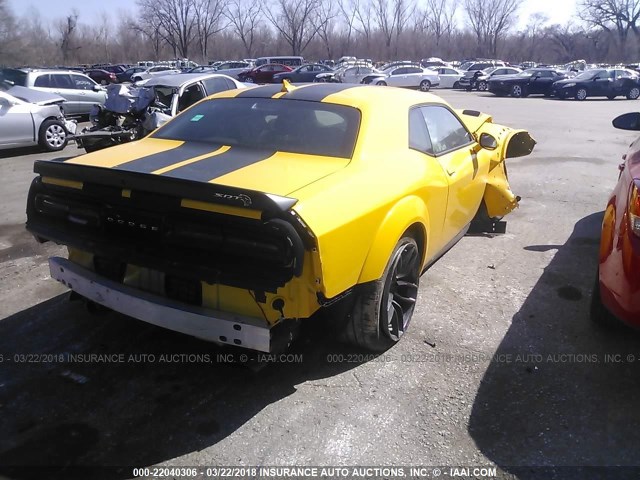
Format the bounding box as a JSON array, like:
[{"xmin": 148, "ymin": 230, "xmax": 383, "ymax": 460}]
[
  {"xmin": 368, "ymin": 66, "xmax": 440, "ymax": 91},
  {"xmin": 130, "ymin": 66, "xmax": 182, "ymax": 83}
]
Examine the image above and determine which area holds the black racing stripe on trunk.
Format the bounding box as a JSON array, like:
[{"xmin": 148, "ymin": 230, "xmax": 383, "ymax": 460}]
[
  {"xmin": 236, "ymin": 85, "xmax": 283, "ymax": 98},
  {"xmin": 115, "ymin": 142, "xmax": 222, "ymax": 174},
  {"xmin": 162, "ymin": 147, "xmax": 276, "ymax": 182},
  {"xmin": 282, "ymin": 84, "xmax": 360, "ymax": 101}
]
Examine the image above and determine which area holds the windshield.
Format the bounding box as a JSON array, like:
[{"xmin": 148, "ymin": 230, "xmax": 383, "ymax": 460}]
[{"xmin": 152, "ymin": 97, "xmax": 361, "ymax": 158}]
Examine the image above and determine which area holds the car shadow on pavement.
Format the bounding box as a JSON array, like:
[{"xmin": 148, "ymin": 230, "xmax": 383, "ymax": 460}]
[
  {"xmin": 0, "ymin": 294, "xmax": 361, "ymax": 479},
  {"xmin": 469, "ymin": 212, "xmax": 640, "ymax": 478}
]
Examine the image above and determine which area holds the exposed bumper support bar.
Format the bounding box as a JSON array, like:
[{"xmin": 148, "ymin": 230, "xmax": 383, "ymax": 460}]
[{"xmin": 49, "ymin": 257, "xmax": 273, "ymax": 352}]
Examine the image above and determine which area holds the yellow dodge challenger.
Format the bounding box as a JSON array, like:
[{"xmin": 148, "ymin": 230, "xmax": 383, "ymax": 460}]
[{"xmin": 26, "ymin": 83, "xmax": 534, "ymax": 352}]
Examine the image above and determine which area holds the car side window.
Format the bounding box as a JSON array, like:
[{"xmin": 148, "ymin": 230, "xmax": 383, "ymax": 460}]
[
  {"xmin": 34, "ymin": 74, "xmax": 51, "ymax": 87},
  {"xmin": 406, "ymin": 67, "xmax": 422, "ymax": 74},
  {"xmin": 203, "ymin": 77, "xmax": 231, "ymax": 95},
  {"xmin": 421, "ymin": 106, "xmax": 474, "ymax": 155},
  {"xmin": 177, "ymin": 83, "xmax": 206, "ymax": 112},
  {"xmin": 51, "ymin": 74, "xmax": 74, "ymax": 89},
  {"xmin": 408, "ymin": 108, "xmax": 433, "ymax": 155},
  {"xmin": 72, "ymin": 75, "xmax": 94, "ymax": 90},
  {"xmin": 392, "ymin": 68, "xmax": 406, "ymax": 75}
]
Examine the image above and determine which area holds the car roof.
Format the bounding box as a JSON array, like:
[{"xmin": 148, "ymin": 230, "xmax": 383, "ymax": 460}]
[
  {"xmin": 212, "ymin": 83, "xmax": 443, "ymax": 110},
  {"xmin": 144, "ymin": 73, "xmax": 238, "ymax": 87}
]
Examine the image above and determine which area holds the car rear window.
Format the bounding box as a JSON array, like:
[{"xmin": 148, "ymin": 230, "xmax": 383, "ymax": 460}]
[{"xmin": 152, "ymin": 97, "xmax": 361, "ymax": 158}]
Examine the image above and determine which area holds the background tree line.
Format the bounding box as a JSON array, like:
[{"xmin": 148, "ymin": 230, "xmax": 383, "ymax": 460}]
[{"xmin": 1, "ymin": 0, "xmax": 640, "ymax": 67}]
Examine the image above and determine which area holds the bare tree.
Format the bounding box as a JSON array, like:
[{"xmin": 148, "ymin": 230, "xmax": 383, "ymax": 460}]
[
  {"xmin": 315, "ymin": 0, "xmax": 339, "ymax": 58},
  {"xmin": 137, "ymin": 0, "xmax": 198, "ymax": 58},
  {"xmin": 423, "ymin": 0, "xmax": 457, "ymax": 51},
  {"xmin": 57, "ymin": 11, "xmax": 80, "ymax": 63},
  {"xmin": 262, "ymin": 0, "xmax": 324, "ymax": 55},
  {"xmin": 337, "ymin": 0, "xmax": 359, "ymax": 53},
  {"xmin": 0, "ymin": 0, "xmax": 17, "ymax": 64},
  {"xmin": 372, "ymin": 0, "xmax": 413, "ymax": 56},
  {"xmin": 194, "ymin": 0, "xmax": 226, "ymax": 62},
  {"xmin": 225, "ymin": 0, "xmax": 262, "ymax": 57},
  {"xmin": 353, "ymin": 0, "xmax": 375, "ymax": 49},
  {"xmin": 464, "ymin": 0, "xmax": 521, "ymax": 57},
  {"xmin": 579, "ymin": 0, "xmax": 640, "ymax": 53}
]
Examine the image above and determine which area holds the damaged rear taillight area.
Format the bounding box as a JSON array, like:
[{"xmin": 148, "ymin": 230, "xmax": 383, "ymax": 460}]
[
  {"xmin": 26, "ymin": 174, "xmax": 309, "ymax": 294},
  {"xmin": 629, "ymin": 179, "xmax": 640, "ymax": 237}
]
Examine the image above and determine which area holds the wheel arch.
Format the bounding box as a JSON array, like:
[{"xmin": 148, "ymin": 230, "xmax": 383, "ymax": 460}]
[
  {"xmin": 357, "ymin": 196, "xmax": 429, "ymax": 285},
  {"xmin": 36, "ymin": 116, "xmax": 65, "ymax": 142}
]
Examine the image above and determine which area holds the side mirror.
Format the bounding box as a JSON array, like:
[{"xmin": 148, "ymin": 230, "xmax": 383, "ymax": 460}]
[
  {"xmin": 479, "ymin": 133, "xmax": 498, "ymax": 150},
  {"xmin": 613, "ymin": 112, "xmax": 640, "ymax": 131}
]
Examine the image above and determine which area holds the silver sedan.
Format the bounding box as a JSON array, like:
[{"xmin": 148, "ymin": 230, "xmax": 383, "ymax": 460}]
[{"xmin": 0, "ymin": 86, "xmax": 76, "ymax": 152}]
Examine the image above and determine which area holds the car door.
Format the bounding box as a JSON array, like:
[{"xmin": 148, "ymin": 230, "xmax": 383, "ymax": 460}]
[
  {"xmin": 419, "ymin": 105, "xmax": 487, "ymax": 239},
  {"xmin": 403, "ymin": 67, "xmax": 424, "ymax": 87},
  {"xmin": 613, "ymin": 70, "xmax": 632, "ymax": 94},
  {"xmin": 407, "ymin": 107, "xmax": 448, "ymax": 256},
  {"xmin": 47, "ymin": 74, "xmax": 81, "ymax": 116},
  {"xmin": 71, "ymin": 74, "xmax": 104, "ymax": 115},
  {"xmin": 387, "ymin": 67, "xmax": 407, "ymax": 86},
  {"xmin": 530, "ymin": 70, "xmax": 555, "ymax": 94},
  {"xmin": 591, "ymin": 71, "xmax": 612, "ymax": 96},
  {"xmin": 0, "ymin": 92, "xmax": 34, "ymax": 148},
  {"xmin": 255, "ymin": 66, "xmax": 272, "ymax": 83}
]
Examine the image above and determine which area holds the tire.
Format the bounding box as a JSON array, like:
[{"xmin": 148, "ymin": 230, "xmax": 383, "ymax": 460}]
[
  {"xmin": 626, "ymin": 87, "xmax": 640, "ymax": 100},
  {"xmin": 376, "ymin": 80, "xmax": 387, "ymax": 86},
  {"xmin": 607, "ymin": 95, "xmax": 616, "ymax": 100},
  {"xmin": 38, "ymin": 119, "xmax": 68, "ymax": 152},
  {"xmin": 575, "ymin": 88, "xmax": 587, "ymax": 101},
  {"xmin": 245, "ymin": 77, "xmax": 254, "ymax": 83},
  {"xmin": 419, "ymin": 80, "xmax": 431, "ymax": 92},
  {"xmin": 511, "ymin": 84, "xmax": 524, "ymax": 97},
  {"xmin": 590, "ymin": 268, "xmax": 620, "ymax": 329},
  {"xmin": 477, "ymin": 81, "xmax": 488, "ymax": 91},
  {"xmin": 343, "ymin": 237, "xmax": 421, "ymax": 351},
  {"xmin": 452, "ymin": 81, "xmax": 460, "ymax": 89}
]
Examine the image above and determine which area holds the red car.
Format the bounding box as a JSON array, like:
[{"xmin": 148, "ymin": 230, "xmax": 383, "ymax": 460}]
[
  {"xmin": 84, "ymin": 68, "xmax": 118, "ymax": 85},
  {"xmin": 592, "ymin": 112, "xmax": 640, "ymax": 326},
  {"xmin": 237, "ymin": 63, "xmax": 292, "ymax": 84}
]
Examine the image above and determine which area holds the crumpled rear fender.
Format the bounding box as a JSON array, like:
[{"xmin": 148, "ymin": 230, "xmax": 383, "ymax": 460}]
[{"xmin": 458, "ymin": 110, "xmax": 536, "ymax": 218}]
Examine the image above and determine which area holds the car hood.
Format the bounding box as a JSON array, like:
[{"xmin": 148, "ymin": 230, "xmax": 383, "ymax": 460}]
[
  {"xmin": 63, "ymin": 138, "xmax": 351, "ymax": 197},
  {"xmin": 7, "ymin": 86, "xmax": 65, "ymax": 105},
  {"xmin": 552, "ymin": 78, "xmax": 577, "ymax": 86}
]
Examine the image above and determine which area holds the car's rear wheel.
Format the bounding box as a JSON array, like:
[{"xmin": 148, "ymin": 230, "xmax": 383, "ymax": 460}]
[
  {"xmin": 590, "ymin": 268, "xmax": 620, "ymax": 329},
  {"xmin": 344, "ymin": 237, "xmax": 421, "ymax": 351},
  {"xmin": 419, "ymin": 80, "xmax": 431, "ymax": 92},
  {"xmin": 575, "ymin": 88, "xmax": 588, "ymax": 100},
  {"xmin": 511, "ymin": 84, "xmax": 524, "ymax": 97},
  {"xmin": 376, "ymin": 80, "xmax": 387, "ymax": 86},
  {"xmin": 39, "ymin": 120, "xmax": 68, "ymax": 152},
  {"xmin": 477, "ymin": 80, "xmax": 488, "ymax": 91},
  {"xmin": 452, "ymin": 81, "xmax": 460, "ymax": 89},
  {"xmin": 626, "ymin": 87, "xmax": 640, "ymax": 100}
]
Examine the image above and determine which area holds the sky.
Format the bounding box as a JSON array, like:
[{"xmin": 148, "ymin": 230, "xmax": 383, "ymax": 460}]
[{"xmin": 8, "ymin": 0, "xmax": 578, "ymax": 30}]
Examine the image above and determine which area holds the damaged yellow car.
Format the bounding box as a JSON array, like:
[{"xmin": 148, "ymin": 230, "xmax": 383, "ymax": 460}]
[{"xmin": 26, "ymin": 83, "xmax": 534, "ymax": 352}]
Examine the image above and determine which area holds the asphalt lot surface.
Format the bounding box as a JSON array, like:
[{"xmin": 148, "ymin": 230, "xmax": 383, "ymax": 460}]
[{"xmin": 1, "ymin": 90, "xmax": 640, "ymax": 479}]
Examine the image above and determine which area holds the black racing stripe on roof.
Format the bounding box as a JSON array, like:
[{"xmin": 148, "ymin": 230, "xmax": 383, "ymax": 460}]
[
  {"xmin": 114, "ymin": 142, "xmax": 221, "ymax": 174},
  {"xmin": 162, "ymin": 147, "xmax": 276, "ymax": 182},
  {"xmin": 282, "ymin": 83, "xmax": 361, "ymax": 101},
  {"xmin": 235, "ymin": 84, "xmax": 283, "ymax": 98}
]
